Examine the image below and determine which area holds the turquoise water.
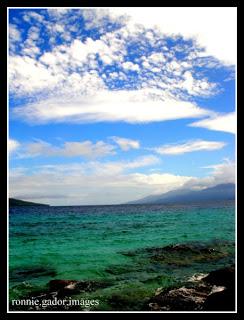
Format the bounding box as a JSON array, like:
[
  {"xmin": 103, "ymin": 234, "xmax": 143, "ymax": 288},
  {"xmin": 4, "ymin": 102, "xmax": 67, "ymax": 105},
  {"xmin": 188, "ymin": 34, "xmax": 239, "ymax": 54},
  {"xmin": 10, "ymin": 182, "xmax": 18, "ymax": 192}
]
[{"xmin": 9, "ymin": 202, "xmax": 235, "ymax": 310}]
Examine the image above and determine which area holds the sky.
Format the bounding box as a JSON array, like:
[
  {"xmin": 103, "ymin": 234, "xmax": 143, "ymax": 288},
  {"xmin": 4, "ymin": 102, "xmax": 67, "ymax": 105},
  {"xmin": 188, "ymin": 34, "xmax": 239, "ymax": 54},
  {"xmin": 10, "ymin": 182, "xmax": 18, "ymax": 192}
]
[{"xmin": 8, "ymin": 7, "xmax": 236, "ymax": 205}]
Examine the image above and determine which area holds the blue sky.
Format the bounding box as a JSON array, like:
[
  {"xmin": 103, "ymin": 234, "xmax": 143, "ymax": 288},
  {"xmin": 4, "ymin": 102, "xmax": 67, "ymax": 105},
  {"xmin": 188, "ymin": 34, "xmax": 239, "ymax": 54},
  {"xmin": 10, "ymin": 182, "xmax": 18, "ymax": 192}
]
[{"xmin": 8, "ymin": 8, "xmax": 236, "ymax": 205}]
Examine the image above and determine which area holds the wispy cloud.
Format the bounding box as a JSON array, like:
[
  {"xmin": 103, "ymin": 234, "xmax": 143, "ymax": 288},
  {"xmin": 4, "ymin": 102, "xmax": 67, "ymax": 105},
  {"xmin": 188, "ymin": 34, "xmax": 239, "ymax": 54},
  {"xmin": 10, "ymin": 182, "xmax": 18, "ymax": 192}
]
[
  {"xmin": 153, "ymin": 139, "xmax": 226, "ymax": 155},
  {"xmin": 8, "ymin": 138, "xmax": 20, "ymax": 154},
  {"xmin": 18, "ymin": 139, "xmax": 116, "ymax": 159},
  {"xmin": 111, "ymin": 136, "xmax": 140, "ymax": 151},
  {"xmin": 12, "ymin": 88, "xmax": 211, "ymax": 124},
  {"xmin": 189, "ymin": 112, "xmax": 236, "ymax": 134}
]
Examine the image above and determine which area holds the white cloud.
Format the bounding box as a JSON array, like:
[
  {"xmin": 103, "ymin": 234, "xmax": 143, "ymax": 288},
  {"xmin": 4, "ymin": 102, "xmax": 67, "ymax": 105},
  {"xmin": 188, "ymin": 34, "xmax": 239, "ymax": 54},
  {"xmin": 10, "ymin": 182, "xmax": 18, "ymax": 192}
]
[
  {"xmin": 9, "ymin": 14, "xmax": 220, "ymax": 100},
  {"xmin": 13, "ymin": 88, "xmax": 210, "ymax": 124},
  {"xmin": 9, "ymin": 24, "xmax": 22, "ymax": 42},
  {"xmin": 82, "ymin": 8, "xmax": 128, "ymax": 31},
  {"xmin": 9, "ymin": 55, "xmax": 65, "ymax": 94},
  {"xmin": 19, "ymin": 140, "xmax": 116, "ymax": 159},
  {"xmin": 183, "ymin": 159, "xmax": 235, "ymax": 189},
  {"xmin": 8, "ymin": 139, "xmax": 20, "ymax": 153},
  {"xmin": 148, "ymin": 52, "xmax": 166, "ymax": 64},
  {"xmin": 9, "ymin": 155, "xmax": 191, "ymax": 205},
  {"xmin": 23, "ymin": 11, "xmax": 45, "ymax": 23},
  {"xmin": 153, "ymin": 139, "xmax": 226, "ymax": 155},
  {"xmin": 180, "ymin": 71, "xmax": 216, "ymax": 96},
  {"xmin": 9, "ymin": 10, "xmax": 225, "ymax": 127},
  {"xmin": 112, "ymin": 7, "xmax": 237, "ymax": 65},
  {"xmin": 203, "ymin": 159, "xmax": 235, "ymax": 185},
  {"xmin": 9, "ymin": 158, "xmax": 235, "ymax": 205},
  {"xmin": 189, "ymin": 112, "xmax": 236, "ymax": 134},
  {"xmin": 122, "ymin": 61, "xmax": 140, "ymax": 72},
  {"xmin": 111, "ymin": 136, "xmax": 140, "ymax": 151},
  {"xmin": 9, "ymin": 24, "xmax": 22, "ymax": 53}
]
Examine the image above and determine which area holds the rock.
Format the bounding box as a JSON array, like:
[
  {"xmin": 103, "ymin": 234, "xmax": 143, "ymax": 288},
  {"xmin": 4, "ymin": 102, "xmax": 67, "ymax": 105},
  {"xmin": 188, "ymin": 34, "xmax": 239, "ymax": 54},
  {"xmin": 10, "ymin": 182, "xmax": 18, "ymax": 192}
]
[
  {"xmin": 75, "ymin": 280, "xmax": 112, "ymax": 292},
  {"xmin": 203, "ymin": 288, "xmax": 235, "ymax": 311},
  {"xmin": 188, "ymin": 273, "xmax": 207, "ymax": 283},
  {"xmin": 203, "ymin": 265, "xmax": 235, "ymax": 288},
  {"xmin": 48, "ymin": 279, "xmax": 78, "ymax": 291},
  {"xmin": 48, "ymin": 279, "xmax": 112, "ymax": 297},
  {"xmin": 147, "ymin": 242, "xmax": 228, "ymax": 266},
  {"xmin": 202, "ymin": 266, "xmax": 235, "ymax": 311},
  {"xmin": 11, "ymin": 266, "xmax": 57, "ymax": 281},
  {"xmin": 148, "ymin": 265, "xmax": 235, "ymax": 311},
  {"xmin": 148, "ymin": 285, "xmax": 211, "ymax": 311},
  {"xmin": 209, "ymin": 285, "xmax": 226, "ymax": 294}
]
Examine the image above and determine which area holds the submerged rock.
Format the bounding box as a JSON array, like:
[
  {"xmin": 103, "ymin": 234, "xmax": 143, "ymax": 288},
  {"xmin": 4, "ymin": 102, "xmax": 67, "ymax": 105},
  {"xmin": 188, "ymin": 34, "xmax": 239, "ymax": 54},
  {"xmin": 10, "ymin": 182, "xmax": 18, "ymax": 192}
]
[
  {"xmin": 148, "ymin": 243, "xmax": 228, "ymax": 266},
  {"xmin": 10, "ymin": 266, "xmax": 57, "ymax": 281}
]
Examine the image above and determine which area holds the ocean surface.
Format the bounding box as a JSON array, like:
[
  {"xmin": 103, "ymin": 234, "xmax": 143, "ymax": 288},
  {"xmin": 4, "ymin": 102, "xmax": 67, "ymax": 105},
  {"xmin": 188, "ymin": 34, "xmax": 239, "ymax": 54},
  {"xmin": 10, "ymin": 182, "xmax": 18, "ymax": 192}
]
[{"xmin": 9, "ymin": 202, "xmax": 235, "ymax": 310}]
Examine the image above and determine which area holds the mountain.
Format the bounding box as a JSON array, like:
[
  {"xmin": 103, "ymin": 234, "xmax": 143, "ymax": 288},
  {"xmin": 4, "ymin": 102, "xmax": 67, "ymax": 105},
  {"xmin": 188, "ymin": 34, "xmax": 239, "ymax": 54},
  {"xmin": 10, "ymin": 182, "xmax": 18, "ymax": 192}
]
[
  {"xmin": 9, "ymin": 198, "xmax": 49, "ymax": 207},
  {"xmin": 127, "ymin": 183, "xmax": 235, "ymax": 205}
]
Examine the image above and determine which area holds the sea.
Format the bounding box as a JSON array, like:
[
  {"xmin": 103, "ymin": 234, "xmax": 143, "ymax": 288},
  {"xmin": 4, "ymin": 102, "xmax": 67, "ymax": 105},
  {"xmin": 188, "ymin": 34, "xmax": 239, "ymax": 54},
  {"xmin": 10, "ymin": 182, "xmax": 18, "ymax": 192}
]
[{"xmin": 9, "ymin": 201, "xmax": 235, "ymax": 311}]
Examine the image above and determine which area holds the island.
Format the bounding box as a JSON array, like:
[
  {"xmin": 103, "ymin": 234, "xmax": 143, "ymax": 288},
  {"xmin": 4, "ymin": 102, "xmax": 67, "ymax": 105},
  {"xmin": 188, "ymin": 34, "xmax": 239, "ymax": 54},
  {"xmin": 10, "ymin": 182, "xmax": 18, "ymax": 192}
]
[{"xmin": 9, "ymin": 198, "xmax": 50, "ymax": 207}]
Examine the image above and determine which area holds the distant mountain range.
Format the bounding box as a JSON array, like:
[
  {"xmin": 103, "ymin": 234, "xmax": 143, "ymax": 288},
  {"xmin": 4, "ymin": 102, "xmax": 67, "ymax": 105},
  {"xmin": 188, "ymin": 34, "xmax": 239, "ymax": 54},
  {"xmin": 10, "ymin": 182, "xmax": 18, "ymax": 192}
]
[
  {"xmin": 9, "ymin": 198, "xmax": 49, "ymax": 207},
  {"xmin": 127, "ymin": 183, "xmax": 235, "ymax": 205}
]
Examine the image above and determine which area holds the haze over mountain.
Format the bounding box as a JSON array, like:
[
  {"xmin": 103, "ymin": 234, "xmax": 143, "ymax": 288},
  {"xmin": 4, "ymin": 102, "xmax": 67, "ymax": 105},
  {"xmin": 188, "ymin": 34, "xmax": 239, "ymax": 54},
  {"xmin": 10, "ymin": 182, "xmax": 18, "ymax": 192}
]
[{"xmin": 127, "ymin": 183, "xmax": 235, "ymax": 205}]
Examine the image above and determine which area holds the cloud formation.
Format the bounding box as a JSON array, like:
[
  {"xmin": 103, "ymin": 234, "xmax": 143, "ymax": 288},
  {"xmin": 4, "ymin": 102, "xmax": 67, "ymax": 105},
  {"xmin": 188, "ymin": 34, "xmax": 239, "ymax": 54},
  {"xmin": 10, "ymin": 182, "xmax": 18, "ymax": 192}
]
[
  {"xmin": 9, "ymin": 159, "xmax": 235, "ymax": 205},
  {"xmin": 8, "ymin": 9, "xmax": 236, "ymax": 205},
  {"xmin": 8, "ymin": 139, "xmax": 20, "ymax": 153},
  {"xmin": 189, "ymin": 112, "xmax": 236, "ymax": 134},
  {"xmin": 153, "ymin": 139, "xmax": 226, "ymax": 155},
  {"xmin": 12, "ymin": 88, "xmax": 211, "ymax": 124},
  {"xmin": 111, "ymin": 136, "xmax": 140, "ymax": 151},
  {"xmin": 9, "ymin": 8, "xmax": 230, "ymax": 125},
  {"xmin": 18, "ymin": 139, "xmax": 116, "ymax": 159},
  {"xmin": 112, "ymin": 7, "xmax": 237, "ymax": 65}
]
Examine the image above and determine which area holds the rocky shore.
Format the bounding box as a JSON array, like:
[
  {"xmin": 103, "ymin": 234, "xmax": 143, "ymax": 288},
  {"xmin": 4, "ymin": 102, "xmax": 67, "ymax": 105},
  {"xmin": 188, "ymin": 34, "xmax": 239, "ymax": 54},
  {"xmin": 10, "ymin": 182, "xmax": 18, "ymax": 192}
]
[
  {"xmin": 147, "ymin": 265, "xmax": 235, "ymax": 311},
  {"xmin": 10, "ymin": 240, "xmax": 235, "ymax": 311}
]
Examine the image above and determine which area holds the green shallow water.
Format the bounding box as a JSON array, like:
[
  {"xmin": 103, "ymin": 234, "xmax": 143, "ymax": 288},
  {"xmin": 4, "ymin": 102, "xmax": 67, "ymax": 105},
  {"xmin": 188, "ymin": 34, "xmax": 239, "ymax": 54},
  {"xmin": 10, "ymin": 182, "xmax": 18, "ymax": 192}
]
[{"xmin": 9, "ymin": 202, "xmax": 235, "ymax": 310}]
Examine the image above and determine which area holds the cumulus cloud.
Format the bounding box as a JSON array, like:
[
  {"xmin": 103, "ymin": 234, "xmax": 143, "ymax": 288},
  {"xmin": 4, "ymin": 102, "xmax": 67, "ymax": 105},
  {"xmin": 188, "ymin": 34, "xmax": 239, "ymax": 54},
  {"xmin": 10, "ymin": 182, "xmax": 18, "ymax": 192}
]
[
  {"xmin": 153, "ymin": 139, "xmax": 226, "ymax": 155},
  {"xmin": 189, "ymin": 112, "xmax": 236, "ymax": 134}
]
